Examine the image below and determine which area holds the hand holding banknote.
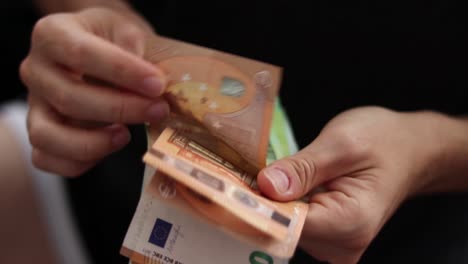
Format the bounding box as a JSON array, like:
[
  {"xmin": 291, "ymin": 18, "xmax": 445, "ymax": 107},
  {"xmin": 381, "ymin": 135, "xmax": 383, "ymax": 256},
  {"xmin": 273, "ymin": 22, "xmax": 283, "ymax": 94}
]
[
  {"xmin": 124, "ymin": 36, "xmax": 309, "ymax": 262},
  {"xmin": 20, "ymin": 7, "xmax": 168, "ymax": 176},
  {"xmin": 257, "ymin": 107, "xmax": 447, "ymax": 264}
]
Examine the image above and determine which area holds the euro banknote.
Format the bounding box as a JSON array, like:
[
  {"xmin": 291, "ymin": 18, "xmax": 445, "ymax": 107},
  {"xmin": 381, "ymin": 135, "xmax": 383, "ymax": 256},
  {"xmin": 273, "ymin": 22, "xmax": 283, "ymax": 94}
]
[
  {"xmin": 121, "ymin": 35, "xmax": 308, "ymax": 263},
  {"xmin": 144, "ymin": 35, "xmax": 282, "ymax": 170},
  {"xmin": 122, "ymin": 100, "xmax": 304, "ymax": 264}
]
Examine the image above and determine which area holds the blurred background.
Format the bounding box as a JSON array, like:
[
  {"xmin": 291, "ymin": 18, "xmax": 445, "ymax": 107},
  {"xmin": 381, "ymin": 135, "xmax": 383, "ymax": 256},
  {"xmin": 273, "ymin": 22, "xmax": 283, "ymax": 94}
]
[
  {"xmin": 0, "ymin": 3, "xmax": 59, "ymax": 264},
  {"xmin": 0, "ymin": 2, "xmax": 36, "ymax": 104},
  {"xmin": 1, "ymin": 1, "xmax": 468, "ymax": 264}
]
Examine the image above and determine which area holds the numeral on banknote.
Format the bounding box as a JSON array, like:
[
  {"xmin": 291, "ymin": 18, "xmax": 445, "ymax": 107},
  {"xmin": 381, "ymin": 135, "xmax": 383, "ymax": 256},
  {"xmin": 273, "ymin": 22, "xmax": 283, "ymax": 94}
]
[{"xmin": 250, "ymin": 251, "xmax": 274, "ymax": 264}]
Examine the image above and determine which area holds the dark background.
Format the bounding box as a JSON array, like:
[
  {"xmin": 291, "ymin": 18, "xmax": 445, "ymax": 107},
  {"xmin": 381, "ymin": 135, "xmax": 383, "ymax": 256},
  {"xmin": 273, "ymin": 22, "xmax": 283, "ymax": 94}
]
[
  {"xmin": 0, "ymin": 2, "xmax": 37, "ymax": 104},
  {"xmin": 2, "ymin": 1, "xmax": 468, "ymax": 264}
]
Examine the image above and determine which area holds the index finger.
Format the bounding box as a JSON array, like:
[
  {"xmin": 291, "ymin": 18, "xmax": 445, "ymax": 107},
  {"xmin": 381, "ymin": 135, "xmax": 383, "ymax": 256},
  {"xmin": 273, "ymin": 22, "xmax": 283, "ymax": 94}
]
[{"xmin": 36, "ymin": 17, "xmax": 165, "ymax": 98}]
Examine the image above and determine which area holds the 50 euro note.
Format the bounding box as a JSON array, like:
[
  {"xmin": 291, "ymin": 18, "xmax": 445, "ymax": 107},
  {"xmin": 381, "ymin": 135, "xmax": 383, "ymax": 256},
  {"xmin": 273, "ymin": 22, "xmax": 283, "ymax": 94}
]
[{"xmin": 122, "ymin": 101, "xmax": 307, "ymax": 264}]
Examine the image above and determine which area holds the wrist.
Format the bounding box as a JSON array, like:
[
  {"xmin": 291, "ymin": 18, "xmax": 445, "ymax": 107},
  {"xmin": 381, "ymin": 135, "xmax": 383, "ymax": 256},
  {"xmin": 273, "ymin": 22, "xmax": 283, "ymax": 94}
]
[{"xmin": 410, "ymin": 111, "xmax": 468, "ymax": 195}]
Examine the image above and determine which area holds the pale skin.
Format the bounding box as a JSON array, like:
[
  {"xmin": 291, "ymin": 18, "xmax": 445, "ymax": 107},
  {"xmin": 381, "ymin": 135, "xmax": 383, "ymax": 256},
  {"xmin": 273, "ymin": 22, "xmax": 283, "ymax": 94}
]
[
  {"xmin": 17, "ymin": 0, "xmax": 468, "ymax": 263},
  {"xmin": 257, "ymin": 107, "xmax": 468, "ymax": 263},
  {"xmin": 22, "ymin": 1, "xmax": 169, "ymax": 176},
  {"xmin": 3, "ymin": 1, "xmax": 163, "ymax": 263}
]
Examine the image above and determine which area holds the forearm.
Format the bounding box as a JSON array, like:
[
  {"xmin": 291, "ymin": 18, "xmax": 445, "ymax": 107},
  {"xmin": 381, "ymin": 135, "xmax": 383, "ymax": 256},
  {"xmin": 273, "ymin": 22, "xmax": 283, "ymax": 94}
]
[
  {"xmin": 417, "ymin": 113, "xmax": 468, "ymax": 194},
  {"xmin": 34, "ymin": 0, "xmax": 153, "ymax": 32}
]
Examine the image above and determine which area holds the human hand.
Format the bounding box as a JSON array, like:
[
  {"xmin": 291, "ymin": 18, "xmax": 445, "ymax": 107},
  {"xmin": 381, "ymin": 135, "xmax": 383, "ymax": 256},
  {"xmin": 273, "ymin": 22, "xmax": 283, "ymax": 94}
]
[
  {"xmin": 20, "ymin": 7, "xmax": 168, "ymax": 176},
  {"xmin": 257, "ymin": 107, "xmax": 445, "ymax": 263}
]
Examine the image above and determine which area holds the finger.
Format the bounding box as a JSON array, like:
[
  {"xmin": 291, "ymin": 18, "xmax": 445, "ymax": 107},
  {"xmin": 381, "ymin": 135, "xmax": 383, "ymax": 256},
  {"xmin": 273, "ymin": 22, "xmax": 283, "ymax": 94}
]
[
  {"xmin": 78, "ymin": 7, "xmax": 150, "ymax": 56},
  {"xmin": 23, "ymin": 59, "xmax": 169, "ymax": 123},
  {"xmin": 28, "ymin": 98, "xmax": 131, "ymax": 162},
  {"xmin": 112, "ymin": 20, "xmax": 146, "ymax": 57},
  {"xmin": 299, "ymin": 178, "xmax": 380, "ymax": 264},
  {"xmin": 32, "ymin": 148, "xmax": 96, "ymax": 177},
  {"xmin": 298, "ymin": 193, "xmax": 368, "ymax": 264},
  {"xmin": 32, "ymin": 14, "xmax": 165, "ymax": 98},
  {"xmin": 257, "ymin": 132, "xmax": 371, "ymax": 201}
]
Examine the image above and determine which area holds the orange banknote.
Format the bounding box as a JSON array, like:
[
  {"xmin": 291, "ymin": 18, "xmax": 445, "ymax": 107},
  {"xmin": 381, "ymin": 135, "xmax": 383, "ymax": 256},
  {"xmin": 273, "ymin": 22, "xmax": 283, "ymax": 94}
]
[
  {"xmin": 143, "ymin": 127, "xmax": 308, "ymax": 253},
  {"xmin": 145, "ymin": 35, "xmax": 282, "ymax": 170}
]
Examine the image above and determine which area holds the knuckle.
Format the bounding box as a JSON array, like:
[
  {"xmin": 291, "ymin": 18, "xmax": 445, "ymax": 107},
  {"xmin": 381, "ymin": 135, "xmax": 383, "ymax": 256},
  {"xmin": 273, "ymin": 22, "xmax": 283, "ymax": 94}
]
[
  {"xmin": 108, "ymin": 94, "xmax": 126, "ymax": 123},
  {"xmin": 19, "ymin": 59, "xmax": 29, "ymax": 81},
  {"xmin": 33, "ymin": 14, "xmax": 87, "ymax": 71},
  {"xmin": 31, "ymin": 149, "xmax": 48, "ymax": 172},
  {"xmin": 65, "ymin": 39, "xmax": 87, "ymax": 70},
  {"xmin": 287, "ymin": 156, "xmax": 316, "ymax": 191},
  {"xmin": 31, "ymin": 149, "xmax": 89, "ymax": 177},
  {"xmin": 19, "ymin": 58, "xmax": 48, "ymax": 95},
  {"xmin": 52, "ymin": 88, "xmax": 75, "ymax": 116},
  {"xmin": 28, "ymin": 119, "xmax": 46, "ymax": 149},
  {"xmin": 116, "ymin": 24, "xmax": 145, "ymax": 51},
  {"xmin": 119, "ymin": 24, "xmax": 145, "ymax": 42},
  {"xmin": 32, "ymin": 15, "xmax": 67, "ymax": 43},
  {"xmin": 31, "ymin": 17, "xmax": 52, "ymax": 43},
  {"xmin": 19, "ymin": 59, "xmax": 31, "ymax": 87},
  {"xmin": 111, "ymin": 58, "xmax": 130, "ymax": 80}
]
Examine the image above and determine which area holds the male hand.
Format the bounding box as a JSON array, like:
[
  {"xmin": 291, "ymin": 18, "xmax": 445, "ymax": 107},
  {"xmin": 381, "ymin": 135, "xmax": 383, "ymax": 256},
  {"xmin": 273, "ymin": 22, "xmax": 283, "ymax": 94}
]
[
  {"xmin": 20, "ymin": 7, "xmax": 168, "ymax": 176},
  {"xmin": 258, "ymin": 107, "xmax": 444, "ymax": 263}
]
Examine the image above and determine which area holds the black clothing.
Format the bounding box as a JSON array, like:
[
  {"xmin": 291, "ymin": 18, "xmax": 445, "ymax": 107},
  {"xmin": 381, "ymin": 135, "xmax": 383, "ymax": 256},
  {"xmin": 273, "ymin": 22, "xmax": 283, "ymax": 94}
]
[{"xmin": 66, "ymin": 1, "xmax": 468, "ymax": 263}]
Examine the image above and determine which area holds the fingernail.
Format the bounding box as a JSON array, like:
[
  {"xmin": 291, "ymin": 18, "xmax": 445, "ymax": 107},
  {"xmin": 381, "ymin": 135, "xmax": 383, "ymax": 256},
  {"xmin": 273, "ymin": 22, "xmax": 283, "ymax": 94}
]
[
  {"xmin": 146, "ymin": 103, "xmax": 169, "ymax": 122},
  {"xmin": 112, "ymin": 128, "xmax": 131, "ymax": 147},
  {"xmin": 141, "ymin": 76, "xmax": 164, "ymax": 97},
  {"xmin": 264, "ymin": 167, "xmax": 290, "ymax": 194}
]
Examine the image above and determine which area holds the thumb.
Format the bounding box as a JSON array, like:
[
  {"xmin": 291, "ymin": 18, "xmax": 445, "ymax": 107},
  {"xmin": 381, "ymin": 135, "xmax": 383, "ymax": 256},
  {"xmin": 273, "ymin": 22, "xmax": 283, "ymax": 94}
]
[{"xmin": 258, "ymin": 137, "xmax": 363, "ymax": 201}]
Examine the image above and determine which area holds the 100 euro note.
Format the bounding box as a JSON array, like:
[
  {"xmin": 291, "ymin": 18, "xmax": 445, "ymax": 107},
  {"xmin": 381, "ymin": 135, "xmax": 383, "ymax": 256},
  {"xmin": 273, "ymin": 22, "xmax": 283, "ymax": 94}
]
[{"xmin": 122, "ymin": 100, "xmax": 306, "ymax": 264}]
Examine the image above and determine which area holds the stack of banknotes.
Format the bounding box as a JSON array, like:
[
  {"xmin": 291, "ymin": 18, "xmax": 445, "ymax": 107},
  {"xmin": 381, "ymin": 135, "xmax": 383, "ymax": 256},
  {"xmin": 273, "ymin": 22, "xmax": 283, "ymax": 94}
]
[{"xmin": 120, "ymin": 36, "xmax": 309, "ymax": 264}]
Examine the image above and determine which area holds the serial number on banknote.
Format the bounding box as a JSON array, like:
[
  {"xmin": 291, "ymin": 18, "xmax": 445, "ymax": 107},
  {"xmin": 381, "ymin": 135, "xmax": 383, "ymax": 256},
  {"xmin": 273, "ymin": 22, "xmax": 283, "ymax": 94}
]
[{"xmin": 142, "ymin": 249, "xmax": 184, "ymax": 264}]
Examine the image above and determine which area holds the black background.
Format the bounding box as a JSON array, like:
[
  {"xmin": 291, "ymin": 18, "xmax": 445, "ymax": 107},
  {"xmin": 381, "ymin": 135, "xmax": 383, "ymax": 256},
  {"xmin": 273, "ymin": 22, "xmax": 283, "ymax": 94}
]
[{"xmin": 0, "ymin": 2, "xmax": 37, "ymax": 104}]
